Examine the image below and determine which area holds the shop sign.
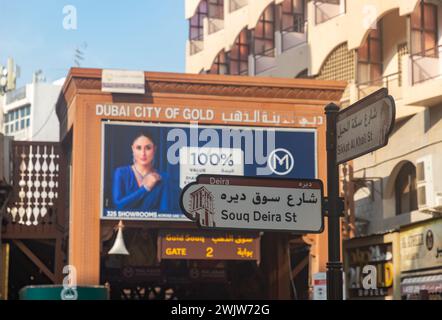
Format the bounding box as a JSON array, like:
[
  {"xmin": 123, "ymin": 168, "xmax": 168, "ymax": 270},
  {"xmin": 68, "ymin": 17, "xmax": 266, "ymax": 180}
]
[
  {"xmin": 158, "ymin": 230, "xmax": 260, "ymax": 261},
  {"xmin": 400, "ymin": 219, "xmax": 442, "ymax": 272},
  {"xmin": 102, "ymin": 69, "xmax": 145, "ymax": 94},
  {"xmin": 346, "ymin": 243, "xmax": 394, "ymax": 298}
]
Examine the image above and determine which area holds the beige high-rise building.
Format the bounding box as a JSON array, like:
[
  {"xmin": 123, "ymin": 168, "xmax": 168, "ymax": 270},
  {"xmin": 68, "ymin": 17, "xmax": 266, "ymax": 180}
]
[{"xmin": 185, "ymin": 0, "xmax": 442, "ymax": 300}]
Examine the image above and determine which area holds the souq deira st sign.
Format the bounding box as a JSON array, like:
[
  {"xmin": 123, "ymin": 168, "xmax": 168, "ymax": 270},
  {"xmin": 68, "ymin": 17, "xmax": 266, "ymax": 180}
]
[{"xmin": 180, "ymin": 174, "xmax": 324, "ymax": 233}]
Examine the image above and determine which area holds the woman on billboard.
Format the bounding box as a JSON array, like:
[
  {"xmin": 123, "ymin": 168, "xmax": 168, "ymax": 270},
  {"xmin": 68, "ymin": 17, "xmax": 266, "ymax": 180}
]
[{"xmin": 112, "ymin": 131, "xmax": 170, "ymax": 211}]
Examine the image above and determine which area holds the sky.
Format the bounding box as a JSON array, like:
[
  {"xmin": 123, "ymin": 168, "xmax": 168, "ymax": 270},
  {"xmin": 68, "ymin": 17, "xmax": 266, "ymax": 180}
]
[{"xmin": 0, "ymin": 1, "xmax": 187, "ymax": 87}]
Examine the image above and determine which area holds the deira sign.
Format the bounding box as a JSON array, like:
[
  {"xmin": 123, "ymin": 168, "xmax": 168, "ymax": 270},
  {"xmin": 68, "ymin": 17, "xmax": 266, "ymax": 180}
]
[{"xmin": 180, "ymin": 174, "xmax": 324, "ymax": 233}]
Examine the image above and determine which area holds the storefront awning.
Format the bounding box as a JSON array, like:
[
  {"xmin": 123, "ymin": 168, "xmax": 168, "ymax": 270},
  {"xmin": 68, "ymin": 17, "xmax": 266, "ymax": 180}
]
[{"xmin": 401, "ymin": 274, "xmax": 442, "ymax": 295}]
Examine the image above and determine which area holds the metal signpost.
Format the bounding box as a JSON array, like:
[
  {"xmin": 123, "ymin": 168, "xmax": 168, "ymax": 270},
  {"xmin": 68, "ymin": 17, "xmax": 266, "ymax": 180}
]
[
  {"xmin": 180, "ymin": 174, "xmax": 324, "ymax": 234},
  {"xmin": 178, "ymin": 88, "xmax": 395, "ymax": 300},
  {"xmin": 325, "ymin": 88, "xmax": 396, "ymax": 300}
]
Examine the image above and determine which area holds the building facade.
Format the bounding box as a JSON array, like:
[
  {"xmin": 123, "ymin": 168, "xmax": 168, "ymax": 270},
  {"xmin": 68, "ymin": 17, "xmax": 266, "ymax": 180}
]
[
  {"xmin": 55, "ymin": 67, "xmax": 345, "ymax": 300},
  {"xmin": 185, "ymin": 0, "xmax": 442, "ymax": 299},
  {"xmin": 1, "ymin": 79, "xmax": 63, "ymax": 142}
]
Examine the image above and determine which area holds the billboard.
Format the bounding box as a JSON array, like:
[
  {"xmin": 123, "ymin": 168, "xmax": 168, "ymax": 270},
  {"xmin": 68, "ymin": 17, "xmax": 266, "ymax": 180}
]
[{"xmin": 101, "ymin": 121, "xmax": 316, "ymax": 221}]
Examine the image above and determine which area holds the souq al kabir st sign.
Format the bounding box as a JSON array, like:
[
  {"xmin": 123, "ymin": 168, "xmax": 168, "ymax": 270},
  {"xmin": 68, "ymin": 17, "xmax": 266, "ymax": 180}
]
[
  {"xmin": 180, "ymin": 174, "xmax": 324, "ymax": 233},
  {"xmin": 336, "ymin": 88, "xmax": 395, "ymax": 164}
]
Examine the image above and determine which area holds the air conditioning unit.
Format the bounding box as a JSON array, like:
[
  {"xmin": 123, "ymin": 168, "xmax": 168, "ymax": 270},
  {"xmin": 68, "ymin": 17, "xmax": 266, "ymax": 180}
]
[{"xmin": 434, "ymin": 193, "xmax": 442, "ymax": 211}]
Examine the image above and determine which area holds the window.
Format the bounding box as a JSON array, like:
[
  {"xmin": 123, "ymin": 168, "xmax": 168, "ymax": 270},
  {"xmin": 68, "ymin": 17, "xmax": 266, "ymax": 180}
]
[
  {"xmin": 254, "ymin": 4, "xmax": 275, "ymax": 56},
  {"xmin": 411, "ymin": 1, "xmax": 438, "ymax": 56},
  {"xmin": 209, "ymin": 50, "xmax": 228, "ymax": 74},
  {"xmin": 26, "ymin": 118, "xmax": 30, "ymax": 128},
  {"xmin": 281, "ymin": 0, "xmax": 305, "ymax": 33},
  {"xmin": 229, "ymin": 29, "xmax": 249, "ymax": 75},
  {"xmin": 4, "ymin": 105, "xmax": 31, "ymax": 134},
  {"xmin": 395, "ymin": 162, "xmax": 418, "ymax": 215},
  {"xmin": 358, "ymin": 22, "xmax": 383, "ymax": 83},
  {"xmin": 189, "ymin": 0, "xmax": 208, "ymax": 41},
  {"xmin": 208, "ymin": 0, "xmax": 223, "ymax": 19}
]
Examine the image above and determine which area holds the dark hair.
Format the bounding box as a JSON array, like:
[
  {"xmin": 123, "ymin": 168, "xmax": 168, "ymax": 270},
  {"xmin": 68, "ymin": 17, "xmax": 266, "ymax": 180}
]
[{"xmin": 132, "ymin": 131, "xmax": 156, "ymax": 146}]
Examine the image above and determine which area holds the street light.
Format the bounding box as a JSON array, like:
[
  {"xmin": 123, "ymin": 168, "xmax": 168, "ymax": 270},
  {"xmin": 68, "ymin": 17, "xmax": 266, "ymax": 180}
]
[{"xmin": 108, "ymin": 220, "xmax": 129, "ymax": 255}]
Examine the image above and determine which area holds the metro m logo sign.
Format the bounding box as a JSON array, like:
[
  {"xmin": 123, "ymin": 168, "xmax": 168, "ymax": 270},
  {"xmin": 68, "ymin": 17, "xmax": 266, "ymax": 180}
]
[{"xmin": 268, "ymin": 148, "xmax": 294, "ymax": 175}]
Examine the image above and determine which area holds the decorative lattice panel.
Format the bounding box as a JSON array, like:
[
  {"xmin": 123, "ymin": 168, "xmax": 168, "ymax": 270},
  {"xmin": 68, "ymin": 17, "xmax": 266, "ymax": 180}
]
[
  {"xmin": 6, "ymin": 142, "xmax": 62, "ymax": 226},
  {"xmin": 397, "ymin": 43, "xmax": 409, "ymax": 87},
  {"xmin": 316, "ymin": 42, "xmax": 355, "ymax": 81}
]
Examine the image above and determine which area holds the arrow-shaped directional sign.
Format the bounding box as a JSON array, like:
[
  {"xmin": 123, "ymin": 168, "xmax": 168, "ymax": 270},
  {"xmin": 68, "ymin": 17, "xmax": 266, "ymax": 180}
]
[
  {"xmin": 336, "ymin": 88, "xmax": 396, "ymax": 164},
  {"xmin": 180, "ymin": 174, "xmax": 324, "ymax": 233}
]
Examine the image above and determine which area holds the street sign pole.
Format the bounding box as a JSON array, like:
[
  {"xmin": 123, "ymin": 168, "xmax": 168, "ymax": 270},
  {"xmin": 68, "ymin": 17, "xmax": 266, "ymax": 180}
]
[{"xmin": 325, "ymin": 102, "xmax": 343, "ymax": 300}]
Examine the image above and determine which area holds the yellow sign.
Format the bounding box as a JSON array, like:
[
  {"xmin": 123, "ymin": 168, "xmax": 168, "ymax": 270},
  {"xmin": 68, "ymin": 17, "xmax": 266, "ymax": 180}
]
[
  {"xmin": 400, "ymin": 219, "xmax": 442, "ymax": 272},
  {"xmin": 158, "ymin": 230, "xmax": 260, "ymax": 261}
]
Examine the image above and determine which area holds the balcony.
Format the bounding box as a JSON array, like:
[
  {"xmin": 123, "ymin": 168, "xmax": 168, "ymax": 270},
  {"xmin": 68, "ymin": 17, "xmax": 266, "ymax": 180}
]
[
  {"xmin": 314, "ymin": 0, "xmax": 345, "ymax": 25},
  {"xmin": 208, "ymin": 18, "xmax": 224, "ymax": 34},
  {"xmin": 410, "ymin": 45, "xmax": 442, "ymax": 85},
  {"xmin": 281, "ymin": 15, "xmax": 307, "ymax": 52},
  {"xmin": 254, "ymin": 47, "xmax": 276, "ymax": 75},
  {"xmin": 229, "ymin": 0, "xmax": 247, "ymax": 12},
  {"xmin": 208, "ymin": 0, "xmax": 224, "ymax": 35},
  {"xmin": 353, "ymin": 69, "xmax": 423, "ymax": 120},
  {"xmin": 403, "ymin": 47, "xmax": 442, "ymax": 107},
  {"xmin": 356, "ymin": 72, "xmax": 402, "ymax": 101},
  {"xmin": 189, "ymin": 39, "xmax": 204, "ymax": 55}
]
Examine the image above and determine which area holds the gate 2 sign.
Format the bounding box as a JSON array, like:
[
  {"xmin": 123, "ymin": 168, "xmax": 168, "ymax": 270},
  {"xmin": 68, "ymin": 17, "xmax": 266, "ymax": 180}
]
[
  {"xmin": 336, "ymin": 88, "xmax": 395, "ymax": 164},
  {"xmin": 180, "ymin": 174, "xmax": 324, "ymax": 233}
]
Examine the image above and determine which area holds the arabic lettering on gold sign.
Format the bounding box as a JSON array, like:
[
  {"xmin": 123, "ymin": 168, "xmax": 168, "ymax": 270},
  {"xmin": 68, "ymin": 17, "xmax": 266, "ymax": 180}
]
[
  {"xmin": 237, "ymin": 247, "xmax": 253, "ymax": 258},
  {"xmin": 234, "ymin": 238, "xmax": 253, "ymax": 245},
  {"xmin": 221, "ymin": 110, "xmax": 323, "ymax": 126},
  {"xmin": 165, "ymin": 235, "xmax": 185, "ymax": 242},
  {"xmin": 211, "ymin": 236, "xmax": 234, "ymax": 244},
  {"xmin": 211, "ymin": 236, "xmax": 254, "ymax": 245},
  {"xmin": 184, "ymin": 235, "xmax": 206, "ymax": 244}
]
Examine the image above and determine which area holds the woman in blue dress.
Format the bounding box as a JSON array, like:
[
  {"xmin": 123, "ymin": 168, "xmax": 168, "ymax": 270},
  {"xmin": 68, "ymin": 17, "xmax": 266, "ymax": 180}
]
[{"xmin": 112, "ymin": 131, "xmax": 170, "ymax": 211}]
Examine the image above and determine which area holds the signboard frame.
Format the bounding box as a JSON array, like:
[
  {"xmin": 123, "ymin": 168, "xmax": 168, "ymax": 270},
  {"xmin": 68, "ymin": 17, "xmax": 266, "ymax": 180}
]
[
  {"xmin": 157, "ymin": 229, "xmax": 261, "ymax": 261},
  {"xmin": 180, "ymin": 174, "xmax": 324, "ymax": 234},
  {"xmin": 99, "ymin": 121, "xmax": 318, "ymax": 222},
  {"xmin": 336, "ymin": 88, "xmax": 396, "ymax": 165},
  {"xmin": 101, "ymin": 69, "xmax": 145, "ymax": 94}
]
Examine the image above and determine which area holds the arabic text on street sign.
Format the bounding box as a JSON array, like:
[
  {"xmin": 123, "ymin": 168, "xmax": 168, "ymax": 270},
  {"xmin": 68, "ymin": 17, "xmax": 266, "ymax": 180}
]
[{"xmin": 336, "ymin": 88, "xmax": 395, "ymax": 164}]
